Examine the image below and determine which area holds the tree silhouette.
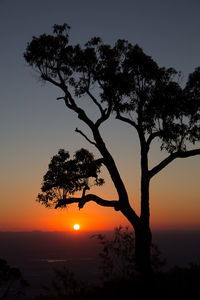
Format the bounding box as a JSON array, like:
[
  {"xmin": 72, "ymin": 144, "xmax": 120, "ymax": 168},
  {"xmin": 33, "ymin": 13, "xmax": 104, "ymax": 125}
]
[
  {"xmin": 37, "ymin": 148, "xmax": 104, "ymax": 209},
  {"xmin": 24, "ymin": 24, "xmax": 200, "ymax": 276}
]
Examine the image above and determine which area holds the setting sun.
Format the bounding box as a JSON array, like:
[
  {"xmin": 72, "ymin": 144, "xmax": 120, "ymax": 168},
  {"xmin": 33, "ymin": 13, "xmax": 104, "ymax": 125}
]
[{"xmin": 73, "ymin": 224, "xmax": 80, "ymax": 231}]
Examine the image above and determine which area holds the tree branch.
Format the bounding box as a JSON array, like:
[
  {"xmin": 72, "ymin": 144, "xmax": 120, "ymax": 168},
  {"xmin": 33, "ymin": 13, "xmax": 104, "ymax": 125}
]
[
  {"xmin": 55, "ymin": 194, "xmax": 120, "ymax": 211},
  {"xmin": 75, "ymin": 127, "xmax": 96, "ymax": 145},
  {"xmin": 95, "ymin": 98, "xmax": 112, "ymax": 128},
  {"xmin": 42, "ymin": 71, "xmax": 94, "ymax": 129},
  {"xmin": 42, "ymin": 73, "xmax": 62, "ymax": 89},
  {"xmin": 116, "ymin": 111, "xmax": 138, "ymax": 129},
  {"xmin": 146, "ymin": 131, "xmax": 163, "ymax": 148},
  {"xmin": 149, "ymin": 148, "xmax": 200, "ymax": 178},
  {"xmin": 54, "ymin": 82, "xmax": 96, "ymax": 129},
  {"xmin": 85, "ymin": 89, "xmax": 105, "ymax": 115}
]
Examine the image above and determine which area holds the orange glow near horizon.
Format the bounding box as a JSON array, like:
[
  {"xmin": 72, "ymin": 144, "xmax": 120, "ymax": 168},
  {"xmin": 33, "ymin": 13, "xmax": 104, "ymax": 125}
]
[
  {"xmin": 1, "ymin": 155, "xmax": 200, "ymax": 232},
  {"xmin": 1, "ymin": 190, "xmax": 200, "ymax": 232},
  {"xmin": 1, "ymin": 3, "xmax": 200, "ymax": 234}
]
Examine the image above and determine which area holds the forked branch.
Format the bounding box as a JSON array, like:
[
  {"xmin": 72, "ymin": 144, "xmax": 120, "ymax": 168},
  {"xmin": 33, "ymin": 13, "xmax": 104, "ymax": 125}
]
[{"xmin": 116, "ymin": 111, "xmax": 138, "ymax": 129}]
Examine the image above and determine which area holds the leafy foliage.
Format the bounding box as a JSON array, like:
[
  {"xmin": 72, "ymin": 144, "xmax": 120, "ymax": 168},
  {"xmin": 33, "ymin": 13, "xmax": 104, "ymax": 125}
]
[
  {"xmin": 24, "ymin": 23, "xmax": 200, "ymax": 154},
  {"xmin": 37, "ymin": 148, "xmax": 104, "ymax": 208}
]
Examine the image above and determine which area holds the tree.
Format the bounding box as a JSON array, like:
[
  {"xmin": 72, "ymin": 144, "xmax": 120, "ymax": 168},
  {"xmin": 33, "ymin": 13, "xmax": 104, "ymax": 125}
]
[
  {"xmin": 24, "ymin": 24, "xmax": 200, "ymax": 275},
  {"xmin": 37, "ymin": 148, "xmax": 104, "ymax": 209}
]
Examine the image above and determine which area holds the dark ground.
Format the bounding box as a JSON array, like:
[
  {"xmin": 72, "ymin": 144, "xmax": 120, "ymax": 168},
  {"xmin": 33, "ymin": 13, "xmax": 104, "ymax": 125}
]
[{"xmin": 0, "ymin": 230, "xmax": 200, "ymax": 299}]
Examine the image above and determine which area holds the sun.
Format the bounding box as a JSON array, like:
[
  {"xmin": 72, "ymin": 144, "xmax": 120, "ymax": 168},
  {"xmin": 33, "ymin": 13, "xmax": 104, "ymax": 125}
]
[{"xmin": 73, "ymin": 224, "xmax": 80, "ymax": 231}]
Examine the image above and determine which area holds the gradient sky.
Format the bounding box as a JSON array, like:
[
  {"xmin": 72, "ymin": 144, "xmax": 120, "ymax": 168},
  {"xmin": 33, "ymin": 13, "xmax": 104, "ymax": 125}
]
[{"xmin": 0, "ymin": 0, "xmax": 200, "ymax": 232}]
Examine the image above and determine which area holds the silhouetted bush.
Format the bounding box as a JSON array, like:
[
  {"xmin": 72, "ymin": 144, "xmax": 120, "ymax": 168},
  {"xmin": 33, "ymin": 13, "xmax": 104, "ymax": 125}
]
[
  {"xmin": 0, "ymin": 258, "xmax": 28, "ymax": 300},
  {"xmin": 92, "ymin": 226, "xmax": 166, "ymax": 281},
  {"xmin": 35, "ymin": 267, "xmax": 88, "ymax": 300}
]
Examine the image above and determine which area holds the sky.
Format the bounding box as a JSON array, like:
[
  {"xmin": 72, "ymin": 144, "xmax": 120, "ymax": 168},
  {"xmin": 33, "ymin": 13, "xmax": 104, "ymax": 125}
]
[{"xmin": 0, "ymin": 0, "xmax": 200, "ymax": 232}]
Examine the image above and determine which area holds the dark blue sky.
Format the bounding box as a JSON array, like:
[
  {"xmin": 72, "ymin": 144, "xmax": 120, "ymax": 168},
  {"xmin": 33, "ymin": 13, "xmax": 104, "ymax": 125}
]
[
  {"xmin": 1, "ymin": 0, "xmax": 200, "ymax": 73},
  {"xmin": 0, "ymin": 0, "xmax": 200, "ymax": 231}
]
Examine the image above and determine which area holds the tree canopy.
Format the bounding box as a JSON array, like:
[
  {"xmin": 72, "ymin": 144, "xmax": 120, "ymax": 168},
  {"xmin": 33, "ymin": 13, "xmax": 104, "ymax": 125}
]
[
  {"xmin": 37, "ymin": 148, "xmax": 104, "ymax": 209},
  {"xmin": 25, "ymin": 24, "xmax": 200, "ymax": 155}
]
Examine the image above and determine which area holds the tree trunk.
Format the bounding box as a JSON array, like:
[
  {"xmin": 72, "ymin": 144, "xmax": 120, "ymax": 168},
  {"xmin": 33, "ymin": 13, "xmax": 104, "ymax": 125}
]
[
  {"xmin": 134, "ymin": 223, "xmax": 152, "ymax": 276},
  {"xmin": 134, "ymin": 139, "xmax": 152, "ymax": 276},
  {"xmin": 94, "ymin": 127, "xmax": 153, "ymax": 276},
  {"xmin": 134, "ymin": 173, "xmax": 153, "ymax": 276},
  {"xmin": 121, "ymin": 204, "xmax": 153, "ymax": 277}
]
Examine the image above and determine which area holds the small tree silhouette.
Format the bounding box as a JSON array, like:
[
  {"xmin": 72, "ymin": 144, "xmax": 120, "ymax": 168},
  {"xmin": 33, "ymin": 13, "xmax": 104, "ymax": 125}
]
[{"xmin": 37, "ymin": 148, "xmax": 104, "ymax": 209}]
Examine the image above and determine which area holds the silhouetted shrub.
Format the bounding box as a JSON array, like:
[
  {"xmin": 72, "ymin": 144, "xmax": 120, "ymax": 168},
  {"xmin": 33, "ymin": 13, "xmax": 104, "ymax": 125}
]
[
  {"xmin": 35, "ymin": 267, "xmax": 88, "ymax": 300},
  {"xmin": 92, "ymin": 226, "xmax": 166, "ymax": 281},
  {"xmin": 0, "ymin": 258, "xmax": 28, "ymax": 300}
]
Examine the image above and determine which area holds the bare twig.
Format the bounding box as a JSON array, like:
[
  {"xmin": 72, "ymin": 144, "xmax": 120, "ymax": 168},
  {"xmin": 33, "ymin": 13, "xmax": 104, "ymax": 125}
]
[{"xmin": 75, "ymin": 127, "xmax": 96, "ymax": 145}]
